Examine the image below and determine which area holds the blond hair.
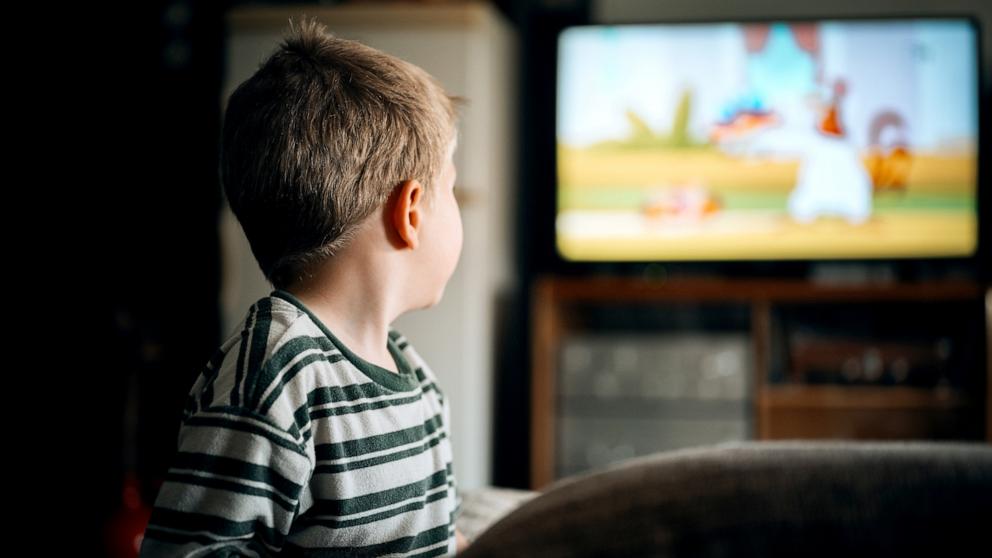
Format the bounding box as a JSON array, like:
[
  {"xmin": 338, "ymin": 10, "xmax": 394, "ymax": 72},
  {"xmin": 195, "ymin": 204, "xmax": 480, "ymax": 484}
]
[{"xmin": 220, "ymin": 16, "xmax": 465, "ymax": 290}]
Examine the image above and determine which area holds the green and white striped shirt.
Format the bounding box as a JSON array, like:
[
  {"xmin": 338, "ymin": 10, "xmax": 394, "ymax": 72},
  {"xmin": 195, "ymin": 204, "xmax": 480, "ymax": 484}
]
[{"xmin": 139, "ymin": 289, "xmax": 461, "ymax": 557}]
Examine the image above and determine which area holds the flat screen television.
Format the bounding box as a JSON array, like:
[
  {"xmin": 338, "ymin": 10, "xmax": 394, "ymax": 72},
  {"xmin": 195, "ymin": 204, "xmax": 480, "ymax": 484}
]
[{"xmin": 555, "ymin": 17, "xmax": 982, "ymax": 264}]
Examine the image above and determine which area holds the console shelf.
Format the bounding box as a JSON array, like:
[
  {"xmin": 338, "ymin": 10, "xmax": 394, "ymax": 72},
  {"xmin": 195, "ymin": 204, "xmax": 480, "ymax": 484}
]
[
  {"xmin": 530, "ymin": 275, "xmax": 990, "ymax": 489},
  {"xmin": 760, "ymin": 385, "xmax": 970, "ymax": 410}
]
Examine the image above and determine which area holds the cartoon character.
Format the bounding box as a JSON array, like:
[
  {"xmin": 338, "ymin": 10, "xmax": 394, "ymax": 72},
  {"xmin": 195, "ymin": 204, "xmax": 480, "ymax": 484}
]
[
  {"xmin": 865, "ymin": 111, "xmax": 912, "ymax": 193},
  {"xmin": 710, "ymin": 110, "xmax": 780, "ymax": 144},
  {"xmin": 642, "ymin": 182, "xmax": 722, "ymax": 221},
  {"xmin": 713, "ymin": 78, "xmax": 873, "ymax": 225},
  {"xmin": 785, "ymin": 79, "xmax": 873, "ymax": 224}
]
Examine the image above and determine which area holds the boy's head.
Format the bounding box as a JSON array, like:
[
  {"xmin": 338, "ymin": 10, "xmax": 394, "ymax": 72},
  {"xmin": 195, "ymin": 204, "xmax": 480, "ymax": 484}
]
[{"xmin": 220, "ymin": 16, "xmax": 465, "ymax": 291}]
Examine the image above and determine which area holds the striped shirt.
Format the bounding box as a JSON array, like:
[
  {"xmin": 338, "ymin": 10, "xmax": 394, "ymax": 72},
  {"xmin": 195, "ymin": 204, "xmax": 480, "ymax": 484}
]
[{"xmin": 139, "ymin": 288, "xmax": 461, "ymax": 557}]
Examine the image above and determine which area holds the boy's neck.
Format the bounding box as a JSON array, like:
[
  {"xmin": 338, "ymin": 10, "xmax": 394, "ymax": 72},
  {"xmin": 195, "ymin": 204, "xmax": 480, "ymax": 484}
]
[{"xmin": 284, "ymin": 245, "xmax": 406, "ymax": 375}]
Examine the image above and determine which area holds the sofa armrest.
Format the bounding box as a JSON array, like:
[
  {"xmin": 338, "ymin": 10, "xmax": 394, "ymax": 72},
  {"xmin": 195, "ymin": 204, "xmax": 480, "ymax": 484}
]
[{"xmin": 460, "ymin": 441, "xmax": 992, "ymax": 557}]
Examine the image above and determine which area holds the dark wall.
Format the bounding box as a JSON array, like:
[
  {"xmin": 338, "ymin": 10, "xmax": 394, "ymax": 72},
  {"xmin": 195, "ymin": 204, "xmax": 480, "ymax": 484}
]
[
  {"xmin": 493, "ymin": 0, "xmax": 592, "ymax": 489},
  {"xmin": 66, "ymin": 2, "xmax": 228, "ymax": 555}
]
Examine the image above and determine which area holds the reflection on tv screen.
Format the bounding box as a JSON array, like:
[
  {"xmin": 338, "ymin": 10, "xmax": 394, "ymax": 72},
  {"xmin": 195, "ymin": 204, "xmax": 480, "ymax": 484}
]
[{"xmin": 556, "ymin": 19, "xmax": 979, "ymax": 261}]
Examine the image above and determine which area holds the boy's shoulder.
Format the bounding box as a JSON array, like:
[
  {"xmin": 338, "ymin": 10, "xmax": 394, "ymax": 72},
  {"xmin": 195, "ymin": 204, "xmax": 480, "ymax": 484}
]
[
  {"xmin": 196, "ymin": 290, "xmax": 440, "ymax": 419},
  {"xmin": 221, "ymin": 290, "xmax": 337, "ymax": 380},
  {"xmin": 182, "ymin": 291, "xmax": 331, "ymax": 436}
]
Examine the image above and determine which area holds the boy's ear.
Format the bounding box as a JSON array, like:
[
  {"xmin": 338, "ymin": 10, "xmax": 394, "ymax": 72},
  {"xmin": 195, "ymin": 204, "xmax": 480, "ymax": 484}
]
[{"xmin": 392, "ymin": 179, "xmax": 423, "ymax": 249}]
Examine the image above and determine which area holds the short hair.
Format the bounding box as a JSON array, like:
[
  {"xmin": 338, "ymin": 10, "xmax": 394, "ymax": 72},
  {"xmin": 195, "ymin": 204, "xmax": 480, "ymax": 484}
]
[{"xmin": 220, "ymin": 16, "xmax": 465, "ymax": 290}]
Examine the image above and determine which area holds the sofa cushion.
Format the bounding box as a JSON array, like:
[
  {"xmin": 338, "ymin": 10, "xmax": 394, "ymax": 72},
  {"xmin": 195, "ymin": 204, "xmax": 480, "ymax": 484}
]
[{"xmin": 456, "ymin": 486, "xmax": 540, "ymax": 541}]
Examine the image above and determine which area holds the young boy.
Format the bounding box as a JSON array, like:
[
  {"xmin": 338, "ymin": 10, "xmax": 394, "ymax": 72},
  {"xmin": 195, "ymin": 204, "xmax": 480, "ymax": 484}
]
[{"xmin": 139, "ymin": 16, "xmax": 470, "ymax": 557}]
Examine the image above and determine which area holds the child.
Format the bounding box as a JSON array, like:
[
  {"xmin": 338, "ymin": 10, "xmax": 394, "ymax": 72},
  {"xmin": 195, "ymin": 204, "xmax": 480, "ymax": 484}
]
[{"xmin": 139, "ymin": 16, "xmax": 469, "ymax": 557}]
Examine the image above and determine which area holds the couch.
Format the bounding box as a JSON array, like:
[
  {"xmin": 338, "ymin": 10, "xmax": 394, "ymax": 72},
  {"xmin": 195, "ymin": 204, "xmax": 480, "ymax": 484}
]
[{"xmin": 456, "ymin": 441, "xmax": 992, "ymax": 557}]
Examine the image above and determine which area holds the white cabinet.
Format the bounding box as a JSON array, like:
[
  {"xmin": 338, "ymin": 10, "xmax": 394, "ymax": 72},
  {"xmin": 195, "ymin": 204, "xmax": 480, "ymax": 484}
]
[{"xmin": 220, "ymin": 1, "xmax": 518, "ymax": 490}]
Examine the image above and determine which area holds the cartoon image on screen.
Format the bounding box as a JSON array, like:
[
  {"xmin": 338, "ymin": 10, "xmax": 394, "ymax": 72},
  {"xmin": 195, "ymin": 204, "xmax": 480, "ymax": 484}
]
[{"xmin": 556, "ymin": 20, "xmax": 978, "ymax": 261}]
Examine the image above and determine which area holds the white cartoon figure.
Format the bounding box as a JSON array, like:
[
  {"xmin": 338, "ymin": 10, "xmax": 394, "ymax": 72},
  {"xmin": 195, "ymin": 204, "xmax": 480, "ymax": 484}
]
[
  {"xmin": 711, "ymin": 22, "xmax": 874, "ymax": 225},
  {"xmin": 786, "ymin": 79, "xmax": 872, "ymax": 224}
]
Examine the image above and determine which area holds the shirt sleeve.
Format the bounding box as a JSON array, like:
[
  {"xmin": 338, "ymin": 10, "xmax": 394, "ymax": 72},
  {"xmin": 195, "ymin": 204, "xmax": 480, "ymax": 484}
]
[
  {"xmin": 138, "ymin": 405, "xmax": 313, "ymax": 557},
  {"xmin": 443, "ymin": 394, "xmax": 462, "ymax": 524}
]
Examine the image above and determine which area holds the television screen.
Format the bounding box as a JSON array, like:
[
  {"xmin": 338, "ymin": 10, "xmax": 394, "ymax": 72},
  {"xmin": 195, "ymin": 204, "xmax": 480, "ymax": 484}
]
[{"xmin": 556, "ymin": 19, "xmax": 980, "ymax": 261}]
